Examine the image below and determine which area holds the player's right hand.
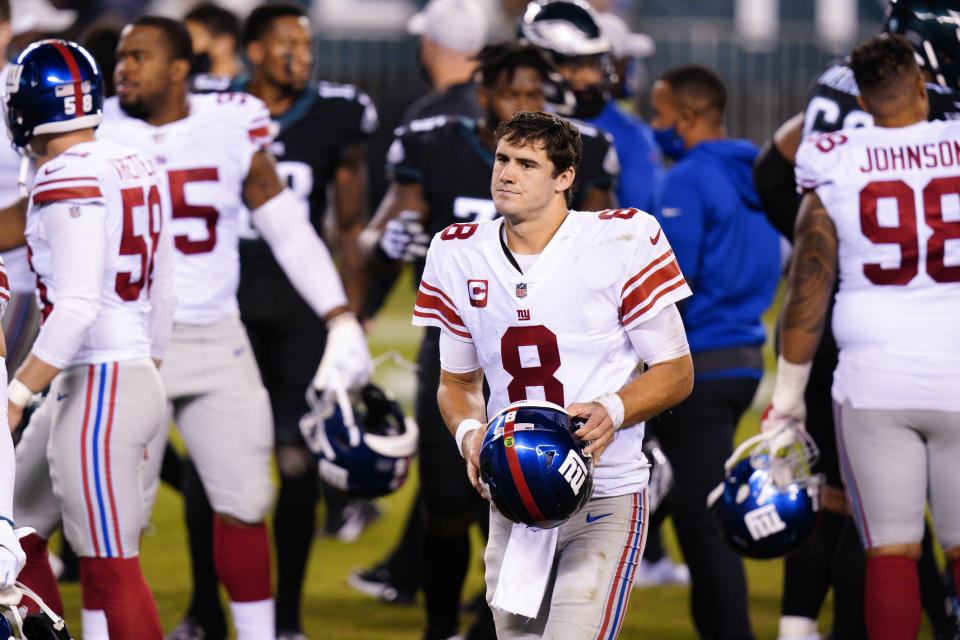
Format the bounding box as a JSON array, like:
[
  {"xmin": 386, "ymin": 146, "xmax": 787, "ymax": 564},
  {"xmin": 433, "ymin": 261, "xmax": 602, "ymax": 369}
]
[
  {"xmin": 461, "ymin": 428, "xmax": 485, "ymax": 499},
  {"xmin": 313, "ymin": 312, "xmax": 372, "ymax": 392},
  {"xmin": 0, "ymin": 522, "xmax": 25, "ymax": 589},
  {"xmin": 379, "ymin": 210, "xmax": 429, "ymax": 262}
]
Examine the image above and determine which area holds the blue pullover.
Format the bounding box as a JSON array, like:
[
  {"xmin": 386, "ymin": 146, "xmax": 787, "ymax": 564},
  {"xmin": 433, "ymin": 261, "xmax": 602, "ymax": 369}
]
[
  {"xmin": 589, "ymin": 100, "xmax": 661, "ymax": 212},
  {"xmin": 654, "ymin": 139, "xmax": 781, "ymax": 371}
]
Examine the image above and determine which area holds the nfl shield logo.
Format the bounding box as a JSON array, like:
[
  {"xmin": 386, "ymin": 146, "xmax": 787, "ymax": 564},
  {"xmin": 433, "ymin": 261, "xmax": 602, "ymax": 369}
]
[{"xmin": 515, "ymin": 283, "xmax": 527, "ymax": 299}]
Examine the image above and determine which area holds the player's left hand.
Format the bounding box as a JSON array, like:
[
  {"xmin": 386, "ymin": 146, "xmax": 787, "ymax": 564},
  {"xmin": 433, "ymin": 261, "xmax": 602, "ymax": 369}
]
[
  {"xmin": 567, "ymin": 401, "xmax": 615, "ymax": 463},
  {"xmin": 0, "ymin": 521, "xmax": 25, "ymax": 589},
  {"xmin": 313, "ymin": 312, "xmax": 372, "ymax": 391},
  {"xmin": 7, "ymin": 402, "xmax": 22, "ymax": 434}
]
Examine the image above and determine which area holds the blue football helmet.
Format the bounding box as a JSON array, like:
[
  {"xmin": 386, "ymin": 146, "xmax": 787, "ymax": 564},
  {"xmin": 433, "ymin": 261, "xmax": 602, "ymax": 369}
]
[
  {"xmin": 0, "ymin": 582, "xmax": 73, "ymax": 639},
  {"xmin": 479, "ymin": 400, "xmax": 593, "ymax": 529},
  {"xmin": 3, "ymin": 39, "xmax": 104, "ymax": 150},
  {"xmin": 300, "ymin": 382, "xmax": 418, "ymax": 498},
  {"xmin": 708, "ymin": 424, "xmax": 823, "ymax": 559}
]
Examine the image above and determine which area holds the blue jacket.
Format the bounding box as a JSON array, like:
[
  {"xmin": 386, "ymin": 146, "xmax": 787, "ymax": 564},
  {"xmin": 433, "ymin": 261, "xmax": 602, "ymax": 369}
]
[
  {"xmin": 654, "ymin": 139, "xmax": 780, "ymax": 369},
  {"xmin": 589, "ymin": 101, "xmax": 661, "ymax": 212}
]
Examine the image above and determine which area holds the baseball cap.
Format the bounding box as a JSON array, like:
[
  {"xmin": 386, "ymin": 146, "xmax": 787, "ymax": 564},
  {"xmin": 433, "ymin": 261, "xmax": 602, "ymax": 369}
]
[
  {"xmin": 596, "ymin": 12, "xmax": 654, "ymax": 59},
  {"xmin": 407, "ymin": 0, "xmax": 489, "ymax": 54}
]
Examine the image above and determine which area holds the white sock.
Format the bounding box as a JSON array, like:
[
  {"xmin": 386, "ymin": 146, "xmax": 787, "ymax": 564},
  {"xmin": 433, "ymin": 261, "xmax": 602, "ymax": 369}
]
[
  {"xmin": 777, "ymin": 615, "xmax": 819, "ymax": 640},
  {"xmin": 81, "ymin": 608, "xmax": 109, "ymax": 640},
  {"xmin": 230, "ymin": 598, "xmax": 276, "ymax": 640}
]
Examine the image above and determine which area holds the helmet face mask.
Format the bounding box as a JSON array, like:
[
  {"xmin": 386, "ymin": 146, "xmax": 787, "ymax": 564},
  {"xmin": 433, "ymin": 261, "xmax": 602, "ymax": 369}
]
[
  {"xmin": 479, "ymin": 400, "xmax": 594, "ymax": 529},
  {"xmin": 3, "ymin": 39, "xmax": 104, "ymax": 152},
  {"xmin": 709, "ymin": 425, "xmax": 823, "ymax": 559},
  {"xmin": 300, "ymin": 383, "xmax": 418, "ymax": 499},
  {"xmin": 884, "ymin": 0, "xmax": 960, "ymax": 89}
]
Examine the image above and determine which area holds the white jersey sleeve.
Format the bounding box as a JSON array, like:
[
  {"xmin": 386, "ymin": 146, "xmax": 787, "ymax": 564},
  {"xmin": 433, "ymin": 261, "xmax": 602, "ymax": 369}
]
[
  {"xmin": 795, "ymin": 131, "xmax": 849, "ymax": 192},
  {"xmin": 413, "ymin": 231, "xmax": 474, "ymax": 343},
  {"xmin": 615, "ymin": 211, "xmax": 692, "ymax": 330},
  {"xmin": 209, "ymin": 92, "xmax": 275, "ymax": 179}
]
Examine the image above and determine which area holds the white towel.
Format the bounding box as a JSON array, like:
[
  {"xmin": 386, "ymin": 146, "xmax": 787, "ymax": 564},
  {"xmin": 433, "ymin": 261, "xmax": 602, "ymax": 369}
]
[{"xmin": 490, "ymin": 523, "xmax": 559, "ymax": 618}]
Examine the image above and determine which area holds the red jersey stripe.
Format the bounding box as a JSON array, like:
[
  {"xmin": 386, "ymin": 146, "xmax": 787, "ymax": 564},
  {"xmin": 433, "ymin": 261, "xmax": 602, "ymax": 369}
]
[
  {"xmin": 620, "ymin": 259, "xmax": 684, "ymax": 320},
  {"xmin": 622, "ymin": 279, "xmax": 688, "ymax": 327},
  {"xmin": 415, "ymin": 289, "xmax": 466, "ymax": 328},
  {"xmin": 419, "ymin": 280, "xmax": 459, "ymax": 311},
  {"xmin": 413, "ymin": 309, "xmax": 472, "ymax": 339},
  {"xmin": 620, "ymin": 249, "xmax": 674, "ymax": 298},
  {"xmin": 32, "ymin": 186, "xmax": 102, "ymax": 204},
  {"xmin": 34, "ymin": 176, "xmax": 97, "ymax": 187}
]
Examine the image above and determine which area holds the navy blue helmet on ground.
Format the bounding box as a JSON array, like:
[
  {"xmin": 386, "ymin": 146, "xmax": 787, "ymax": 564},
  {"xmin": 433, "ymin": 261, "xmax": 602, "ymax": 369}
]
[
  {"xmin": 708, "ymin": 424, "xmax": 823, "ymax": 559},
  {"xmin": 3, "ymin": 39, "xmax": 104, "ymax": 150},
  {"xmin": 300, "ymin": 383, "xmax": 418, "ymax": 498},
  {"xmin": 479, "ymin": 400, "xmax": 593, "ymax": 529}
]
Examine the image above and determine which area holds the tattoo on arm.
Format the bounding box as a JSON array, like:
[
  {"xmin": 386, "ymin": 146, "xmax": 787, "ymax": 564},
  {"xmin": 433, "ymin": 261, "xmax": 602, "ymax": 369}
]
[{"xmin": 781, "ymin": 192, "xmax": 838, "ymax": 362}]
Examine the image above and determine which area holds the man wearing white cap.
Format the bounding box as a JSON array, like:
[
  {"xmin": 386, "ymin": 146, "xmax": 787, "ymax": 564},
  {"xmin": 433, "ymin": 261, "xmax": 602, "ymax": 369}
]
[{"xmin": 403, "ymin": 0, "xmax": 490, "ymax": 122}]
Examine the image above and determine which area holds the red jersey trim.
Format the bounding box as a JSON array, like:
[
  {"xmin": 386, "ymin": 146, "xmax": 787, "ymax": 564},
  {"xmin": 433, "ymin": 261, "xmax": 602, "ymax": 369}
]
[{"xmin": 32, "ymin": 186, "xmax": 103, "ymax": 204}]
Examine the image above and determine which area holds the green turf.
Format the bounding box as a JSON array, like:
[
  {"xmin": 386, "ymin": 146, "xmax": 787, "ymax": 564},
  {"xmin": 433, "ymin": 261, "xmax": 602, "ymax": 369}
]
[{"xmin": 54, "ymin": 268, "xmax": 936, "ymax": 638}]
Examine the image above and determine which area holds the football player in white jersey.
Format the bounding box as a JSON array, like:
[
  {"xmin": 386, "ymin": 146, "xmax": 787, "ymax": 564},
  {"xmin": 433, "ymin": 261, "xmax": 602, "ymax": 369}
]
[
  {"xmin": 415, "ymin": 111, "xmax": 693, "ymax": 639},
  {"xmin": 2, "ymin": 40, "xmax": 177, "ymax": 638},
  {"xmin": 765, "ymin": 34, "xmax": 960, "ymax": 640},
  {"xmin": 94, "ymin": 16, "xmax": 369, "ymax": 640}
]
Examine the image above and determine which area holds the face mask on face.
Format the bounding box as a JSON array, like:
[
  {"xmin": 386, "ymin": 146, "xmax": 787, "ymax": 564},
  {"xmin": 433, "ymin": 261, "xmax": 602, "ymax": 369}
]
[
  {"xmin": 653, "ymin": 125, "xmax": 686, "ymax": 160},
  {"xmin": 190, "ymin": 51, "xmax": 212, "ymax": 75},
  {"xmin": 571, "ymin": 86, "xmax": 608, "ymax": 120}
]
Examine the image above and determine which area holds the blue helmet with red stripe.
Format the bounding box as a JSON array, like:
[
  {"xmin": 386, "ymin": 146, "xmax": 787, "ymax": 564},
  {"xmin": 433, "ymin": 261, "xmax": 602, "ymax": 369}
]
[
  {"xmin": 479, "ymin": 400, "xmax": 593, "ymax": 529},
  {"xmin": 707, "ymin": 424, "xmax": 823, "ymax": 559},
  {"xmin": 3, "ymin": 39, "xmax": 104, "ymax": 149}
]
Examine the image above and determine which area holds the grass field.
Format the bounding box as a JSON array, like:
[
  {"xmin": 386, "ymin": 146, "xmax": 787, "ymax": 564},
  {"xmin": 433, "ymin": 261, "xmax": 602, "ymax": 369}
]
[{"xmin": 49, "ymin": 269, "xmax": 935, "ymax": 638}]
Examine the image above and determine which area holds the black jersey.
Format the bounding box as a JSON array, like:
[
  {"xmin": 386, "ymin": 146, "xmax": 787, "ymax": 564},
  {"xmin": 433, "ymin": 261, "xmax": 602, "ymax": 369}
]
[
  {"xmin": 401, "ymin": 81, "xmax": 483, "ymax": 124},
  {"xmin": 235, "ymin": 80, "xmax": 378, "ymax": 326},
  {"xmin": 803, "ymin": 60, "xmax": 960, "ymax": 138}
]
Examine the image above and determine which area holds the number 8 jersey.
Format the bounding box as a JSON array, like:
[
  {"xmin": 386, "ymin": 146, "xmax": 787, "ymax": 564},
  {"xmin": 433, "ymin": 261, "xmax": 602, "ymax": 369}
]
[
  {"xmin": 796, "ymin": 120, "xmax": 960, "ymax": 411},
  {"xmin": 413, "ymin": 210, "xmax": 691, "ymax": 497}
]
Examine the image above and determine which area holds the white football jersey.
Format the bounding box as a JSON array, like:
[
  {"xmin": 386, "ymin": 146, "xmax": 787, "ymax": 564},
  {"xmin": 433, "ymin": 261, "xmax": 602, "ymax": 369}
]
[
  {"xmin": 97, "ymin": 92, "xmax": 274, "ymax": 325},
  {"xmin": 26, "ymin": 139, "xmax": 163, "ymax": 365},
  {"xmin": 413, "ymin": 210, "xmax": 691, "ymax": 497},
  {"xmin": 796, "ymin": 120, "xmax": 960, "ymax": 410}
]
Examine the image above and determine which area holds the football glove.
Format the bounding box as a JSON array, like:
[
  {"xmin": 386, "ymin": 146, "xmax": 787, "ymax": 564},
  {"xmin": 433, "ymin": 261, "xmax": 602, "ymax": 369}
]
[
  {"xmin": 379, "ymin": 210, "xmax": 429, "ymax": 262},
  {"xmin": 313, "ymin": 313, "xmax": 372, "ymax": 392},
  {"xmin": 0, "ymin": 523, "xmax": 26, "ymax": 589}
]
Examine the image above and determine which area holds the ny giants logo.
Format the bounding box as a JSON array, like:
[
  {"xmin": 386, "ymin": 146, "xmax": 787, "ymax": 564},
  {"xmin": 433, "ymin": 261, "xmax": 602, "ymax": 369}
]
[
  {"xmin": 558, "ymin": 449, "xmax": 588, "ymax": 495},
  {"xmin": 744, "ymin": 503, "xmax": 787, "ymax": 540},
  {"xmin": 517, "ymin": 309, "xmax": 530, "ymax": 321},
  {"xmin": 468, "ymin": 279, "xmax": 487, "ymax": 307}
]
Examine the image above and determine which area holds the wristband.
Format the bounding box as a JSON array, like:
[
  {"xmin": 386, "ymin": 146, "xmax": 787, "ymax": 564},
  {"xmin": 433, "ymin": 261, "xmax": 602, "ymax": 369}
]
[
  {"xmin": 455, "ymin": 418, "xmax": 483, "ymax": 458},
  {"xmin": 771, "ymin": 355, "xmax": 813, "ymax": 419},
  {"xmin": 594, "ymin": 392, "xmax": 624, "ymax": 430},
  {"xmin": 326, "ymin": 311, "xmax": 358, "ymax": 331},
  {"xmin": 7, "ymin": 379, "xmax": 33, "ymax": 408}
]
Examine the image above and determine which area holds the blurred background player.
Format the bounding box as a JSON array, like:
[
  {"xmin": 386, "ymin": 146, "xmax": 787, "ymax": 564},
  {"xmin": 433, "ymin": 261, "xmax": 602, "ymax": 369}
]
[
  {"xmin": 5, "ymin": 38, "xmax": 177, "ymax": 639},
  {"xmin": 774, "ymin": 32, "xmax": 960, "ymax": 640},
  {"xmin": 752, "ymin": 1, "xmax": 960, "ymax": 638},
  {"xmin": 520, "ymin": 0, "xmax": 660, "ymax": 212},
  {"xmin": 164, "ymin": 4, "xmax": 379, "ymax": 640},
  {"xmin": 648, "ymin": 63, "xmax": 781, "ymax": 640},
  {"xmin": 357, "ymin": 42, "xmax": 617, "ymax": 640},
  {"xmin": 184, "ymin": 1, "xmax": 241, "ymax": 92},
  {"xmin": 90, "ymin": 15, "xmax": 370, "ymax": 640}
]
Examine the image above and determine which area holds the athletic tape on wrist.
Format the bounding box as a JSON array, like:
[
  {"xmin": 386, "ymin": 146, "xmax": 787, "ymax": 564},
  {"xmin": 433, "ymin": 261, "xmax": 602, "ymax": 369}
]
[
  {"xmin": 594, "ymin": 392, "xmax": 624, "ymax": 430},
  {"xmin": 455, "ymin": 418, "xmax": 483, "ymax": 458},
  {"xmin": 7, "ymin": 379, "xmax": 32, "ymax": 408}
]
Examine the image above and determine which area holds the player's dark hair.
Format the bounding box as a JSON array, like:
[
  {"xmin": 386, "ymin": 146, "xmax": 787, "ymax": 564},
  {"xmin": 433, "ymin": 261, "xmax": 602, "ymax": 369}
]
[
  {"xmin": 242, "ymin": 2, "xmax": 307, "ymax": 47},
  {"xmin": 0, "ymin": 0, "xmax": 10, "ymax": 25},
  {"xmin": 477, "ymin": 43, "xmax": 554, "ymax": 87},
  {"xmin": 659, "ymin": 64, "xmax": 727, "ymax": 118},
  {"xmin": 185, "ymin": 2, "xmax": 241, "ymax": 42},
  {"xmin": 851, "ymin": 34, "xmax": 920, "ymax": 111},
  {"xmin": 131, "ymin": 15, "xmax": 193, "ymax": 61},
  {"xmin": 495, "ymin": 110, "xmax": 581, "ymax": 205}
]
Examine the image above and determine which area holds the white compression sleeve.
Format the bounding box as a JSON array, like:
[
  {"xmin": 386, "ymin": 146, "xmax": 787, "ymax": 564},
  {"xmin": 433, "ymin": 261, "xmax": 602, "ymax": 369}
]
[
  {"xmin": 31, "ymin": 202, "xmax": 106, "ymax": 368},
  {"xmin": 251, "ymin": 188, "xmax": 348, "ymax": 318},
  {"xmin": 148, "ymin": 217, "xmax": 177, "ymax": 360},
  {"xmin": 626, "ymin": 303, "xmax": 690, "ymax": 365},
  {"xmin": 439, "ymin": 330, "xmax": 480, "ymax": 373},
  {"xmin": 0, "ymin": 358, "xmax": 12, "ymax": 522}
]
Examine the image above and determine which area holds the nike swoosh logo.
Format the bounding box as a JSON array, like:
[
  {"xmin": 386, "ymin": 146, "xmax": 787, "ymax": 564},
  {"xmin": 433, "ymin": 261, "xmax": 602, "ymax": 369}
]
[
  {"xmin": 586, "ymin": 512, "xmax": 612, "ymax": 523},
  {"xmin": 649, "ymin": 228, "xmax": 662, "ymax": 245},
  {"xmin": 56, "ymin": 392, "xmax": 69, "ymax": 401},
  {"xmin": 44, "ymin": 166, "xmax": 65, "ymax": 175}
]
